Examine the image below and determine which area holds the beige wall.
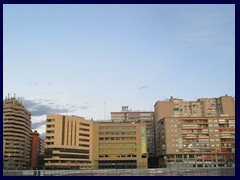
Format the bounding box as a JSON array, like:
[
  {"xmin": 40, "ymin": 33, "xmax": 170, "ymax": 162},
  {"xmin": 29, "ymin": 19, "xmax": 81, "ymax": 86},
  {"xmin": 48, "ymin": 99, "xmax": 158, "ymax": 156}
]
[
  {"xmin": 45, "ymin": 115, "xmax": 93, "ymax": 169},
  {"xmin": 3, "ymin": 98, "xmax": 32, "ymax": 170},
  {"xmin": 111, "ymin": 109, "xmax": 155, "ymax": 157},
  {"xmin": 154, "ymin": 101, "xmax": 174, "ymax": 120},
  {"xmin": 92, "ymin": 122, "xmax": 148, "ymax": 169},
  {"xmin": 220, "ymin": 96, "xmax": 235, "ymax": 116},
  {"xmin": 44, "ymin": 115, "xmax": 147, "ymax": 169},
  {"xmin": 159, "ymin": 116, "xmax": 235, "ymax": 167}
]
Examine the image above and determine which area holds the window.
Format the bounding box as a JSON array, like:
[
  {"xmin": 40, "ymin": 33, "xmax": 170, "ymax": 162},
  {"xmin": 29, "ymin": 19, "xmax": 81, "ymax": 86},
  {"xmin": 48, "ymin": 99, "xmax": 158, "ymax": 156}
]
[
  {"xmin": 80, "ymin": 128, "xmax": 89, "ymax": 132},
  {"xmin": 79, "ymin": 133, "xmax": 90, "ymax": 137},
  {"xmin": 47, "ymin": 119, "xmax": 55, "ymax": 122},
  {"xmin": 47, "ymin": 124, "xmax": 55, "ymax": 128},
  {"xmin": 79, "ymin": 144, "xmax": 89, "ymax": 147},
  {"xmin": 189, "ymin": 155, "xmax": 194, "ymax": 158},
  {"xmin": 80, "ymin": 123, "xmax": 90, "ymax": 127},
  {"xmin": 79, "ymin": 138, "xmax": 89, "ymax": 142}
]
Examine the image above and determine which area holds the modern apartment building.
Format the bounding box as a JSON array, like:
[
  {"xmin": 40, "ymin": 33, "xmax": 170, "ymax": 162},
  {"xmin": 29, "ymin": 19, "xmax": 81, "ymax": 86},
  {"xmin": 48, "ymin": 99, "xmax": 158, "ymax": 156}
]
[
  {"xmin": 154, "ymin": 95, "xmax": 235, "ymax": 167},
  {"xmin": 44, "ymin": 115, "xmax": 93, "ymax": 169},
  {"xmin": 154, "ymin": 95, "xmax": 235, "ymax": 120},
  {"xmin": 111, "ymin": 106, "xmax": 155, "ymax": 166},
  {"xmin": 198, "ymin": 95, "xmax": 235, "ymax": 117},
  {"xmin": 92, "ymin": 120, "xmax": 148, "ymax": 169},
  {"xmin": 44, "ymin": 115, "xmax": 148, "ymax": 169},
  {"xmin": 3, "ymin": 96, "xmax": 32, "ymax": 170},
  {"xmin": 158, "ymin": 116, "xmax": 235, "ymax": 167}
]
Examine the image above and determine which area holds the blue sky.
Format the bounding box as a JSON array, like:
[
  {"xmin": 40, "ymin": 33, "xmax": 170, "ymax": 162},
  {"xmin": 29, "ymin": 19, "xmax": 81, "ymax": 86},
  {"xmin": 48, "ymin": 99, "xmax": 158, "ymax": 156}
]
[{"xmin": 3, "ymin": 4, "xmax": 235, "ymax": 135}]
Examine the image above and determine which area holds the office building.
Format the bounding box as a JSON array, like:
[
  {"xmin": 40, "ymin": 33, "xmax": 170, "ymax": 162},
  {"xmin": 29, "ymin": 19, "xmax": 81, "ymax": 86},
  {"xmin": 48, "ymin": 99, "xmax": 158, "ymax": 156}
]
[
  {"xmin": 44, "ymin": 115, "xmax": 93, "ymax": 169},
  {"xmin": 3, "ymin": 96, "xmax": 32, "ymax": 170},
  {"xmin": 154, "ymin": 95, "xmax": 235, "ymax": 120},
  {"xmin": 92, "ymin": 120, "xmax": 148, "ymax": 169},
  {"xmin": 44, "ymin": 115, "xmax": 148, "ymax": 169},
  {"xmin": 198, "ymin": 95, "xmax": 235, "ymax": 117},
  {"xmin": 111, "ymin": 106, "xmax": 155, "ymax": 166}
]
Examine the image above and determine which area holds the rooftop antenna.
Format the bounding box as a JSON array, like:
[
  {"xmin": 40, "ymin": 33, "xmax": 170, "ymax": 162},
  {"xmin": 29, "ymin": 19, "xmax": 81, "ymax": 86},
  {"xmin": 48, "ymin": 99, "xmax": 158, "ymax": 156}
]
[
  {"xmin": 104, "ymin": 102, "xmax": 106, "ymax": 120},
  {"xmin": 8, "ymin": 93, "xmax": 10, "ymax": 99}
]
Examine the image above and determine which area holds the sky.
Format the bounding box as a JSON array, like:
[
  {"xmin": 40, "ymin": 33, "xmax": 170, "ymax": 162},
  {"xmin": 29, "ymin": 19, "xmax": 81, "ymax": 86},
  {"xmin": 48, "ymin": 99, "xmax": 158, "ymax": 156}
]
[{"xmin": 3, "ymin": 4, "xmax": 235, "ymax": 136}]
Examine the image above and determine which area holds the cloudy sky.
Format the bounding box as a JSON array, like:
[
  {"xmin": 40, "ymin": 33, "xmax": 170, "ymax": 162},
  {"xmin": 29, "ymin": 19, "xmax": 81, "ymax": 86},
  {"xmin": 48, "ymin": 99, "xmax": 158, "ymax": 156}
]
[{"xmin": 3, "ymin": 4, "xmax": 235, "ymax": 136}]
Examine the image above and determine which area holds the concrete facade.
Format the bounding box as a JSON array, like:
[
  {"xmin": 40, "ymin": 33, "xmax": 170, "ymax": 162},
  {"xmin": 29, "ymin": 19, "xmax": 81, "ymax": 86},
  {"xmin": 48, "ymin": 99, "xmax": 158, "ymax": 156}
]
[
  {"xmin": 44, "ymin": 115, "xmax": 93, "ymax": 169},
  {"xmin": 3, "ymin": 97, "xmax": 32, "ymax": 170},
  {"xmin": 111, "ymin": 106, "xmax": 155, "ymax": 158},
  {"xmin": 44, "ymin": 115, "xmax": 148, "ymax": 169},
  {"xmin": 154, "ymin": 95, "xmax": 235, "ymax": 167},
  {"xmin": 158, "ymin": 116, "xmax": 235, "ymax": 167},
  {"xmin": 92, "ymin": 121, "xmax": 148, "ymax": 169}
]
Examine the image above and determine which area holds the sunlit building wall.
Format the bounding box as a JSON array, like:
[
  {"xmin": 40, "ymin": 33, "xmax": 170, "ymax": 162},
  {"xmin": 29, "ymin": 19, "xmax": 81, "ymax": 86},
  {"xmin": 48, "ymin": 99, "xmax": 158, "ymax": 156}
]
[
  {"xmin": 158, "ymin": 116, "xmax": 235, "ymax": 167},
  {"xmin": 92, "ymin": 121, "xmax": 148, "ymax": 169},
  {"xmin": 154, "ymin": 95, "xmax": 235, "ymax": 167},
  {"xmin": 111, "ymin": 106, "xmax": 155, "ymax": 166},
  {"xmin": 44, "ymin": 115, "xmax": 93, "ymax": 169},
  {"xmin": 3, "ymin": 96, "xmax": 32, "ymax": 170}
]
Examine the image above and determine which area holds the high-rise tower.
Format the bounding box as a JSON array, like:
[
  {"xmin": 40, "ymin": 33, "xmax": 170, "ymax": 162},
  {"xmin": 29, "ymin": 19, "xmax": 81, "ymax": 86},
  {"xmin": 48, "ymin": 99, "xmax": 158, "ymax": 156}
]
[{"xmin": 3, "ymin": 96, "xmax": 32, "ymax": 170}]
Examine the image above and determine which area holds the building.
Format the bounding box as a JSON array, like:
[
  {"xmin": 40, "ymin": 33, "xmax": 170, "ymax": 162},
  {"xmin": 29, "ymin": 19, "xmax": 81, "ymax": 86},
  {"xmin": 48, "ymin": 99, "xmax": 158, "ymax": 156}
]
[
  {"xmin": 158, "ymin": 116, "xmax": 235, "ymax": 167},
  {"xmin": 3, "ymin": 96, "xmax": 32, "ymax": 170},
  {"xmin": 154, "ymin": 95, "xmax": 235, "ymax": 167},
  {"xmin": 154, "ymin": 95, "xmax": 235, "ymax": 120},
  {"xmin": 92, "ymin": 120, "xmax": 148, "ymax": 169},
  {"xmin": 44, "ymin": 115, "xmax": 93, "ymax": 169},
  {"xmin": 44, "ymin": 114, "xmax": 148, "ymax": 169},
  {"xmin": 198, "ymin": 95, "xmax": 235, "ymax": 117},
  {"xmin": 30, "ymin": 130, "xmax": 44, "ymax": 169},
  {"xmin": 38, "ymin": 138, "xmax": 45, "ymax": 169},
  {"xmin": 111, "ymin": 106, "xmax": 155, "ymax": 167}
]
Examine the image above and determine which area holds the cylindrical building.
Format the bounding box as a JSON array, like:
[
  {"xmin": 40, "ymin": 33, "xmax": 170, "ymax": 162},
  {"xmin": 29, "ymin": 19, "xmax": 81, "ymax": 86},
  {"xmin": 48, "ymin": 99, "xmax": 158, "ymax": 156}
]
[{"xmin": 3, "ymin": 97, "xmax": 32, "ymax": 170}]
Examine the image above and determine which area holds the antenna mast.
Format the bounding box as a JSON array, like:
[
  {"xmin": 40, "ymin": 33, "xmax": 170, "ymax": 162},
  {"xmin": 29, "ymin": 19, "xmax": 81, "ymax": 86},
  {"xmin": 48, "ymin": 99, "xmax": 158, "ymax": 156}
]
[{"xmin": 104, "ymin": 102, "xmax": 106, "ymax": 120}]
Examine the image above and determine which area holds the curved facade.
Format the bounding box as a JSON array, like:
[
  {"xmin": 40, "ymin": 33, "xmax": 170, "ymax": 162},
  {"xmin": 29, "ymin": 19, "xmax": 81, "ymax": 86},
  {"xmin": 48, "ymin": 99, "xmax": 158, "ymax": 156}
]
[{"xmin": 3, "ymin": 97, "xmax": 32, "ymax": 170}]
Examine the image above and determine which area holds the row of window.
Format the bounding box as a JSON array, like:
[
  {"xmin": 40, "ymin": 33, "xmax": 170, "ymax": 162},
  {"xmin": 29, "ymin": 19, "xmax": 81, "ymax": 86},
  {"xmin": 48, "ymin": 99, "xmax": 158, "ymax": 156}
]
[
  {"xmin": 79, "ymin": 138, "xmax": 89, "ymax": 142},
  {"xmin": 182, "ymin": 130, "xmax": 209, "ymax": 133},
  {"xmin": 79, "ymin": 144, "xmax": 89, "ymax": 147},
  {"xmin": 99, "ymin": 131, "xmax": 136, "ymax": 135},
  {"xmin": 79, "ymin": 133, "xmax": 90, "ymax": 137},
  {"xmin": 46, "ymin": 132, "xmax": 90, "ymax": 137},
  {"xmin": 99, "ymin": 154, "xmax": 137, "ymax": 158},
  {"xmin": 99, "ymin": 148, "xmax": 136, "ymax": 153},
  {"xmin": 182, "ymin": 139, "xmax": 209, "ymax": 143},
  {"xmin": 99, "ymin": 137, "xmax": 136, "ymax": 141},
  {"xmin": 182, "ymin": 149, "xmax": 211, "ymax": 152},
  {"xmin": 99, "ymin": 143, "xmax": 136, "ymax": 147},
  {"xmin": 79, "ymin": 128, "xmax": 89, "ymax": 132},
  {"xmin": 49, "ymin": 148, "xmax": 90, "ymax": 154},
  {"xmin": 99, "ymin": 160, "xmax": 137, "ymax": 164},
  {"xmin": 80, "ymin": 123, "xmax": 90, "ymax": 127},
  {"xmin": 47, "ymin": 125, "xmax": 55, "ymax": 128},
  {"xmin": 47, "ymin": 119, "xmax": 55, "ymax": 122},
  {"xmin": 99, "ymin": 126, "xmax": 136, "ymax": 130},
  {"xmin": 182, "ymin": 135, "xmax": 209, "ymax": 138},
  {"xmin": 45, "ymin": 160, "xmax": 91, "ymax": 164}
]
